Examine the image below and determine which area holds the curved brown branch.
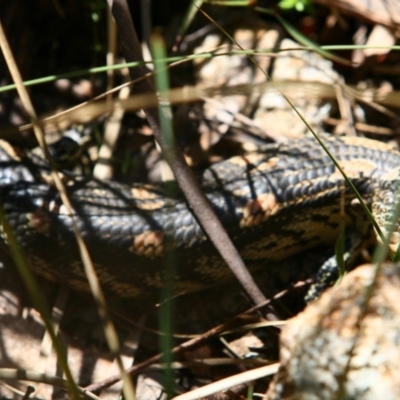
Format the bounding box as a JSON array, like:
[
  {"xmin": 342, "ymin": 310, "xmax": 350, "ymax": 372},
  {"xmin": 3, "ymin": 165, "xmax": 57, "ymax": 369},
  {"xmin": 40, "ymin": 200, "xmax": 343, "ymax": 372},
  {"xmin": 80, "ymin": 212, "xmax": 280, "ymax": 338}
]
[{"xmin": 107, "ymin": 0, "xmax": 276, "ymax": 317}]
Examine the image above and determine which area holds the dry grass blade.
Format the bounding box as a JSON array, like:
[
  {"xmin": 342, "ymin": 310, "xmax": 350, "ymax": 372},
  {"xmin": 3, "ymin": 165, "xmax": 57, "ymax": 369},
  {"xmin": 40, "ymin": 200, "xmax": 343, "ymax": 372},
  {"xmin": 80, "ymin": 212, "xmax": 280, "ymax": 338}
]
[
  {"xmin": 14, "ymin": 78, "xmax": 400, "ymax": 138},
  {"xmin": 0, "ymin": 16, "xmax": 135, "ymax": 400},
  {"xmin": 0, "ymin": 18, "xmax": 82, "ymax": 400},
  {"xmin": 171, "ymin": 364, "xmax": 279, "ymax": 400}
]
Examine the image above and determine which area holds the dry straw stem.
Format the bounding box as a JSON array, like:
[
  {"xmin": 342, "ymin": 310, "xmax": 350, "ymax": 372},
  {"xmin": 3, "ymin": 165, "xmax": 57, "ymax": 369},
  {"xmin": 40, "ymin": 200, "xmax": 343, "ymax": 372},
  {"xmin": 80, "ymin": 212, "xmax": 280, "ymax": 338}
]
[
  {"xmin": 0, "ymin": 17, "xmax": 135, "ymax": 400},
  {"xmin": 171, "ymin": 364, "xmax": 279, "ymax": 400}
]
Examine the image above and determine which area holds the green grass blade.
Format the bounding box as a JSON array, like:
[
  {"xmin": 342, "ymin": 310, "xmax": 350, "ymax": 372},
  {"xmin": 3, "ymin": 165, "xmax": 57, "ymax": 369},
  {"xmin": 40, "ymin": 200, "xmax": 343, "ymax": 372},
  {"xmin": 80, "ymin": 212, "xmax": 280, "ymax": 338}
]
[
  {"xmin": 256, "ymin": 7, "xmax": 353, "ymax": 66},
  {"xmin": 0, "ymin": 204, "xmax": 82, "ymax": 399},
  {"xmin": 152, "ymin": 33, "xmax": 176, "ymax": 399}
]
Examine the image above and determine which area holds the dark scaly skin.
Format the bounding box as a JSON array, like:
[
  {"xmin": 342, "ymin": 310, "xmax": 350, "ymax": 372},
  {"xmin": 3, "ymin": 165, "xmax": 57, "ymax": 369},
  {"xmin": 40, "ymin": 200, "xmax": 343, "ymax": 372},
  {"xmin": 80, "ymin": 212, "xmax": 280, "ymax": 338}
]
[{"xmin": 0, "ymin": 134, "xmax": 399, "ymax": 298}]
